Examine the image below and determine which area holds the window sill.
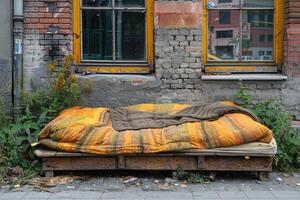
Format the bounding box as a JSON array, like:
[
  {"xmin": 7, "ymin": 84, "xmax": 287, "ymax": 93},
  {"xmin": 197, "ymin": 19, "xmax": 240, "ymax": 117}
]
[
  {"xmin": 201, "ymin": 74, "xmax": 287, "ymax": 81},
  {"xmin": 75, "ymin": 62, "xmax": 151, "ymax": 74},
  {"xmin": 76, "ymin": 74, "xmax": 160, "ymax": 87}
]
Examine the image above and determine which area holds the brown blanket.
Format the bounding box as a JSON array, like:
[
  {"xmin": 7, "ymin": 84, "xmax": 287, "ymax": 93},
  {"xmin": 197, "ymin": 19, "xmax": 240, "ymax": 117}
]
[{"xmin": 111, "ymin": 102, "xmax": 259, "ymax": 131}]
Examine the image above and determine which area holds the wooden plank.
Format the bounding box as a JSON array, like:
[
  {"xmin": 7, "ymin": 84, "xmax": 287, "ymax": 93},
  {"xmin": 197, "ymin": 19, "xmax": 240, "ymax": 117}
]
[
  {"xmin": 42, "ymin": 157, "xmax": 117, "ymax": 171},
  {"xmin": 118, "ymin": 156, "xmax": 126, "ymax": 169},
  {"xmin": 41, "ymin": 155, "xmax": 273, "ymax": 172},
  {"xmin": 77, "ymin": 66, "xmax": 150, "ymax": 74},
  {"xmin": 199, "ymin": 156, "xmax": 273, "ymax": 172},
  {"xmin": 204, "ymin": 66, "xmax": 278, "ymax": 73},
  {"xmin": 197, "ymin": 157, "xmax": 205, "ymax": 170},
  {"xmin": 73, "ymin": 0, "xmax": 80, "ymax": 63},
  {"xmin": 125, "ymin": 156, "xmax": 198, "ymax": 170}
]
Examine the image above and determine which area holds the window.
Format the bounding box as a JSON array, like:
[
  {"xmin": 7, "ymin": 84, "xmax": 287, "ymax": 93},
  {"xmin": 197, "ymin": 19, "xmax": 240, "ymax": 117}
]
[
  {"xmin": 203, "ymin": 0, "xmax": 284, "ymax": 73},
  {"xmin": 219, "ymin": 10, "xmax": 231, "ymax": 24},
  {"xmin": 216, "ymin": 30, "xmax": 233, "ymax": 38},
  {"xmin": 259, "ymin": 34, "xmax": 265, "ymax": 42},
  {"xmin": 218, "ymin": 0, "xmax": 232, "ymax": 3},
  {"xmin": 216, "ymin": 46, "xmax": 234, "ymax": 59},
  {"xmin": 259, "ymin": 51, "xmax": 265, "ymax": 56},
  {"xmin": 73, "ymin": 0, "xmax": 154, "ymax": 73}
]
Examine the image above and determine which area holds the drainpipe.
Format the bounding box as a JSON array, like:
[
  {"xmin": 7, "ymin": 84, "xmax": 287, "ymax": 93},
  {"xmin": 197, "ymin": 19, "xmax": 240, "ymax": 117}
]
[{"xmin": 13, "ymin": 0, "xmax": 24, "ymax": 114}]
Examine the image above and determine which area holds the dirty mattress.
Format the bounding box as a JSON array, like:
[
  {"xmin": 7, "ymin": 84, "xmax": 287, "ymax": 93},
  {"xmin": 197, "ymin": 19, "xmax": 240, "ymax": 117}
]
[{"xmin": 37, "ymin": 102, "xmax": 274, "ymax": 155}]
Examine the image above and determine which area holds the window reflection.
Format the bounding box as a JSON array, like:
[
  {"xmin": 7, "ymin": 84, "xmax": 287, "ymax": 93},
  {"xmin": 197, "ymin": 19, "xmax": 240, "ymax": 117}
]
[
  {"xmin": 208, "ymin": 0, "xmax": 239, "ymax": 9},
  {"xmin": 242, "ymin": 0, "xmax": 274, "ymax": 8},
  {"xmin": 208, "ymin": 9, "xmax": 240, "ymax": 61},
  {"xmin": 115, "ymin": 0, "xmax": 145, "ymax": 7},
  {"xmin": 82, "ymin": 0, "xmax": 111, "ymax": 7},
  {"xmin": 242, "ymin": 10, "xmax": 273, "ymax": 61},
  {"xmin": 207, "ymin": 0, "xmax": 274, "ymax": 61}
]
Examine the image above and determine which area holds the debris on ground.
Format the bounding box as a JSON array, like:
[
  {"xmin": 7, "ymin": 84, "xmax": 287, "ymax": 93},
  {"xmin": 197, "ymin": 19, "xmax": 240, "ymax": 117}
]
[
  {"xmin": 153, "ymin": 179, "xmax": 160, "ymax": 183},
  {"xmin": 122, "ymin": 177, "xmax": 139, "ymax": 185},
  {"xmin": 0, "ymin": 166, "xmax": 25, "ymax": 184},
  {"xmin": 282, "ymin": 173, "xmax": 290, "ymax": 177},
  {"xmin": 275, "ymin": 177, "xmax": 283, "ymax": 182},
  {"xmin": 29, "ymin": 176, "xmax": 87, "ymax": 191},
  {"xmin": 164, "ymin": 178, "xmax": 177, "ymax": 184}
]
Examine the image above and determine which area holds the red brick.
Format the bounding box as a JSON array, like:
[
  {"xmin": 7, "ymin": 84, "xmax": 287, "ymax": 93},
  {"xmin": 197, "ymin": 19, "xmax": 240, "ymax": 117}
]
[
  {"xmin": 40, "ymin": 18, "xmax": 59, "ymax": 24},
  {"xmin": 155, "ymin": 2, "xmax": 201, "ymax": 28},
  {"xmin": 59, "ymin": 18, "xmax": 71, "ymax": 24},
  {"xmin": 44, "ymin": 13, "xmax": 53, "ymax": 18}
]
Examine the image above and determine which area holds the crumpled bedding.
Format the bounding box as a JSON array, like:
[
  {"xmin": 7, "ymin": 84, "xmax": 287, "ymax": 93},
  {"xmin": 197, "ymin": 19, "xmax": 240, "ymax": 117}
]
[
  {"xmin": 37, "ymin": 102, "xmax": 273, "ymax": 155},
  {"xmin": 111, "ymin": 102, "xmax": 260, "ymax": 131}
]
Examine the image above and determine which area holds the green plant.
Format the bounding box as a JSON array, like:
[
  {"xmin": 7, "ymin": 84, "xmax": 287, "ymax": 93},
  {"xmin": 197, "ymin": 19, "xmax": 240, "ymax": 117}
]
[
  {"xmin": 175, "ymin": 167, "xmax": 208, "ymax": 183},
  {"xmin": 23, "ymin": 55, "xmax": 81, "ymax": 120},
  {"xmin": 0, "ymin": 97, "xmax": 11, "ymax": 128},
  {"xmin": 0, "ymin": 108, "xmax": 45, "ymax": 184},
  {"xmin": 235, "ymin": 81, "xmax": 253, "ymax": 107},
  {"xmin": 235, "ymin": 82, "xmax": 300, "ymax": 171},
  {"xmin": 0, "ymin": 55, "xmax": 84, "ymax": 185}
]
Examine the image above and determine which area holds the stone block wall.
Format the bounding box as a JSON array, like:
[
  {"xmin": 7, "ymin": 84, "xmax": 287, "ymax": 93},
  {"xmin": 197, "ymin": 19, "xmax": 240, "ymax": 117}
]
[
  {"xmin": 23, "ymin": 0, "xmax": 300, "ymax": 116},
  {"xmin": 155, "ymin": 1, "xmax": 202, "ymax": 90}
]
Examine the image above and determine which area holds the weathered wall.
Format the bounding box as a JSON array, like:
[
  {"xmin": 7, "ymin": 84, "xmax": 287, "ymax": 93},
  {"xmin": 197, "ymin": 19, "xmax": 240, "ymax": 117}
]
[
  {"xmin": 0, "ymin": 0, "xmax": 12, "ymax": 111},
  {"xmin": 23, "ymin": 0, "xmax": 300, "ymax": 116},
  {"xmin": 23, "ymin": 0, "xmax": 72, "ymax": 90}
]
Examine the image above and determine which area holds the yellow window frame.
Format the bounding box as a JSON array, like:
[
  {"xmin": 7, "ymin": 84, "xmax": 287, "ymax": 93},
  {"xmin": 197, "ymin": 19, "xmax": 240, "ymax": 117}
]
[
  {"xmin": 73, "ymin": 0, "xmax": 154, "ymax": 74},
  {"xmin": 202, "ymin": 0, "xmax": 284, "ymax": 73}
]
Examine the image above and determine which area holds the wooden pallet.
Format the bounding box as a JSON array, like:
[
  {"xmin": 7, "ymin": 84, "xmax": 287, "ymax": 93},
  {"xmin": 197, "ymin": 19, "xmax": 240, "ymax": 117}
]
[{"xmin": 34, "ymin": 149, "xmax": 274, "ymax": 180}]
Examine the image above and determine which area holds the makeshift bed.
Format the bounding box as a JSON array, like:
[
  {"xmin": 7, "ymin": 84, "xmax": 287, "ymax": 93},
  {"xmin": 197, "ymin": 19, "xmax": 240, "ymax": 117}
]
[{"xmin": 34, "ymin": 102, "xmax": 276, "ymax": 180}]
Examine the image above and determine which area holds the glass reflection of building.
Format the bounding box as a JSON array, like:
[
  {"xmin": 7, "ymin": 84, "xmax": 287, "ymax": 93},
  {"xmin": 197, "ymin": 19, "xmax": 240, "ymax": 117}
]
[{"xmin": 207, "ymin": 0, "xmax": 274, "ymax": 61}]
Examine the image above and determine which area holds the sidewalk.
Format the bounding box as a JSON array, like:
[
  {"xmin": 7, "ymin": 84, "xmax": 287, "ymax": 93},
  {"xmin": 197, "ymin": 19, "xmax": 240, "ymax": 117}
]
[
  {"xmin": 1, "ymin": 190, "xmax": 300, "ymax": 200},
  {"xmin": 1, "ymin": 172, "xmax": 299, "ymax": 200}
]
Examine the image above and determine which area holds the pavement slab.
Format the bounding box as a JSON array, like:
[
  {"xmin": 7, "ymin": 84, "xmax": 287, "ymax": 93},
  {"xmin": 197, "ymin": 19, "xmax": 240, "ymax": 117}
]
[{"xmin": 1, "ymin": 172, "xmax": 300, "ymax": 200}]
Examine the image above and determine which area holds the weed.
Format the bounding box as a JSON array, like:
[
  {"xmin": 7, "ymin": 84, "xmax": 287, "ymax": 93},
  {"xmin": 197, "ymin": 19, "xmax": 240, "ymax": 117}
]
[
  {"xmin": 0, "ymin": 55, "xmax": 84, "ymax": 185},
  {"xmin": 175, "ymin": 167, "xmax": 209, "ymax": 183},
  {"xmin": 0, "ymin": 97, "xmax": 11, "ymax": 128},
  {"xmin": 236, "ymin": 82, "xmax": 300, "ymax": 171}
]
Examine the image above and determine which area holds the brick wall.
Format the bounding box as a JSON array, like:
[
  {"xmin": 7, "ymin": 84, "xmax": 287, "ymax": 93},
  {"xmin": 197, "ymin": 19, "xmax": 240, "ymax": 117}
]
[
  {"xmin": 284, "ymin": 0, "xmax": 300, "ymax": 77},
  {"xmin": 23, "ymin": 0, "xmax": 72, "ymax": 90}
]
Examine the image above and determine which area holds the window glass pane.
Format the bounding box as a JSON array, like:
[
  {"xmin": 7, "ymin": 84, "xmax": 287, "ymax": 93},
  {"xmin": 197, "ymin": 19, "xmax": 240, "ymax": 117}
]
[
  {"xmin": 207, "ymin": 0, "xmax": 239, "ymax": 9},
  {"xmin": 115, "ymin": 10, "xmax": 145, "ymax": 60},
  {"xmin": 208, "ymin": 9, "xmax": 240, "ymax": 60},
  {"xmin": 219, "ymin": 10, "xmax": 231, "ymax": 24},
  {"xmin": 115, "ymin": 0, "xmax": 145, "ymax": 7},
  {"xmin": 82, "ymin": 0, "xmax": 111, "ymax": 7},
  {"xmin": 216, "ymin": 30, "xmax": 233, "ymax": 38},
  {"xmin": 241, "ymin": 10, "xmax": 274, "ymax": 61},
  {"xmin": 242, "ymin": 0, "xmax": 274, "ymax": 8},
  {"xmin": 82, "ymin": 10, "xmax": 113, "ymax": 60}
]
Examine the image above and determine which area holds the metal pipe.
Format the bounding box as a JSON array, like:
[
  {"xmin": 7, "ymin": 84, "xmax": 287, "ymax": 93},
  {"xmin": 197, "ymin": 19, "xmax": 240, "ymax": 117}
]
[
  {"xmin": 14, "ymin": 0, "xmax": 24, "ymax": 19},
  {"xmin": 12, "ymin": 0, "xmax": 24, "ymax": 113}
]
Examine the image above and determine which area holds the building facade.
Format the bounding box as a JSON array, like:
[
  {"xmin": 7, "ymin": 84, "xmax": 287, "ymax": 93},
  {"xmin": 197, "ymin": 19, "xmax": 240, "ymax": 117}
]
[
  {"xmin": 16, "ymin": 0, "xmax": 300, "ymax": 116},
  {"xmin": 0, "ymin": 0, "xmax": 12, "ymax": 111}
]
